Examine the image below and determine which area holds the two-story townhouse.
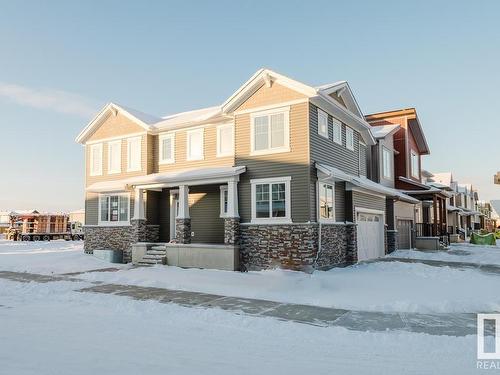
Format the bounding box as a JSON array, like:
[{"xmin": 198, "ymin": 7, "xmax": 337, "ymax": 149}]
[
  {"xmin": 366, "ymin": 124, "xmax": 419, "ymax": 250},
  {"xmin": 76, "ymin": 69, "xmax": 417, "ymax": 271},
  {"xmin": 364, "ymin": 108, "xmax": 454, "ymax": 248}
]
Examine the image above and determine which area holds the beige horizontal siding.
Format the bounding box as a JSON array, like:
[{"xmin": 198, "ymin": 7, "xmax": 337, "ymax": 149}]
[
  {"xmin": 236, "ymin": 82, "xmax": 307, "ymax": 112},
  {"xmin": 155, "ymin": 124, "xmax": 235, "ymax": 174},
  {"xmin": 235, "ymin": 102, "xmax": 310, "ymax": 223},
  {"xmin": 85, "ymin": 134, "xmax": 148, "ymax": 186}
]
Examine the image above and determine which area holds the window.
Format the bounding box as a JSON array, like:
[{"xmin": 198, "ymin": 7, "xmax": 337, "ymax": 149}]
[
  {"xmin": 332, "ymin": 118, "xmax": 342, "ymax": 145},
  {"xmin": 251, "ymin": 177, "xmax": 291, "ymax": 223},
  {"xmin": 220, "ymin": 186, "xmax": 228, "ymax": 217},
  {"xmin": 346, "ymin": 127, "xmax": 354, "ymax": 150},
  {"xmin": 187, "ymin": 128, "xmax": 204, "ymax": 161},
  {"xmin": 411, "ymin": 150, "xmax": 419, "ymax": 178},
  {"xmin": 217, "ymin": 124, "xmax": 234, "ymax": 157},
  {"xmin": 127, "ymin": 137, "xmax": 142, "ymax": 172},
  {"xmin": 159, "ymin": 133, "xmax": 175, "ymax": 164},
  {"xmin": 99, "ymin": 194, "xmax": 130, "ymax": 225},
  {"xmin": 251, "ymin": 108, "xmax": 290, "ymax": 155},
  {"xmin": 317, "ymin": 109, "xmax": 328, "ymax": 138},
  {"xmin": 382, "ymin": 147, "xmax": 392, "ymax": 179},
  {"xmin": 89, "ymin": 143, "xmax": 103, "ymax": 176},
  {"xmin": 319, "ymin": 182, "xmax": 334, "ymax": 221},
  {"xmin": 107, "ymin": 140, "xmax": 121, "ymax": 174},
  {"xmin": 359, "ymin": 142, "xmax": 366, "ymax": 175}
]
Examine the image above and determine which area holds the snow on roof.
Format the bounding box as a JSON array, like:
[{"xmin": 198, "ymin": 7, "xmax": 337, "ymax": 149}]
[
  {"xmin": 370, "ymin": 124, "xmax": 400, "ymax": 139},
  {"xmin": 86, "ymin": 166, "xmax": 246, "ymax": 193},
  {"xmin": 490, "ymin": 200, "xmax": 500, "ymax": 219},
  {"xmin": 315, "ymin": 163, "xmax": 419, "ymax": 204},
  {"xmin": 115, "ymin": 103, "xmax": 162, "ymax": 125},
  {"xmin": 155, "ymin": 106, "xmax": 223, "ymax": 130},
  {"xmin": 430, "ymin": 172, "xmax": 453, "ymax": 187},
  {"xmin": 69, "ymin": 209, "xmax": 85, "ymax": 214},
  {"xmin": 314, "ymin": 81, "xmax": 347, "ymax": 91}
]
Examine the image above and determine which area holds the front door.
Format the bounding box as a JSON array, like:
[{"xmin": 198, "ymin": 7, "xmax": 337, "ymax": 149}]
[{"xmin": 169, "ymin": 191, "xmax": 179, "ymax": 241}]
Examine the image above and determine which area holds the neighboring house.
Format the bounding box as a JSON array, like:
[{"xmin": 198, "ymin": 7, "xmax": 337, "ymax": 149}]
[
  {"xmin": 490, "ymin": 200, "xmax": 500, "ymax": 228},
  {"xmin": 366, "ymin": 124, "xmax": 419, "ymax": 249},
  {"xmin": 75, "ymin": 68, "xmax": 417, "ymax": 271},
  {"xmin": 365, "ymin": 109, "xmax": 451, "ymax": 248},
  {"xmin": 495, "ymin": 172, "xmax": 500, "ymax": 185},
  {"xmin": 477, "ymin": 201, "xmax": 496, "ymax": 232},
  {"xmin": 0, "ymin": 211, "xmax": 10, "ymax": 234}
]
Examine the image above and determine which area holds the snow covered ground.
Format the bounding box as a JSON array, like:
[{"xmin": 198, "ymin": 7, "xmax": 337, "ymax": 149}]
[
  {"xmin": 0, "ymin": 278, "xmax": 482, "ymax": 375},
  {"xmin": 0, "ymin": 239, "xmax": 127, "ymax": 274},
  {"xmin": 0, "ymin": 239, "xmax": 496, "ymax": 373},
  {"xmin": 391, "ymin": 240, "xmax": 500, "ymax": 265},
  {"xmin": 1, "ymin": 240, "xmax": 500, "ymax": 314}
]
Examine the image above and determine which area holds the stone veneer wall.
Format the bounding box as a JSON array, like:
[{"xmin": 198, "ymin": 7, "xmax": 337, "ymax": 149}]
[
  {"xmin": 84, "ymin": 219, "xmax": 160, "ymax": 263},
  {"xmin": 239, "ymin": 223, "xmax": 357, "ymax": 272}
]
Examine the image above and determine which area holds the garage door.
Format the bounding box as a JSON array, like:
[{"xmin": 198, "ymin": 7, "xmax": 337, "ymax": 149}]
[
  {"xmin": 397, "ymin": 219, "xmax": 413, "ymax": 250},
  {"xmin": 356, "ymin": 211, "xmax": 385, "ymax": 261}
]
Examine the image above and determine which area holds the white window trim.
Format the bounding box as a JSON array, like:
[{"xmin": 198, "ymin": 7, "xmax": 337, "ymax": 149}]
[
  {"xmin": 332, "ymin": 118, "xmax": 342, "ymax": 145},
  {"xmin": 89, "ymin": 143, "xmax": 103, "ymax": 176},
  {"xmin": 97, "ymin": 193, "xmax": 130, "ymax": 226},
  {"xmin": 107, "ymin": 140, "xmax": 122, "ymax": 174},
  {"xmin": 346, "ymin": 127, "xmax": 354, "ymax": 151},
  {"xmin": 250, "ymin": 176, "xmax": 292, "ymax": 224},
  {"xmin": 250, "ymin": 106, "xmax": 290, "ymax": 156},
  {"xmin": 317, "ymin": 181, "xmax": 336, "ymax": 223},
  {"xmin": 126, "ymin": 136, "xmax": 142, "ymax": 172},
  {"xmin": 159, "ymin": 133, "xmax": 175, "ymax": 165},
  {"xmin": 410, "ymin": 150, "xmax": 419, "ymax": 178},
  {"xmin": 216, "ymin": 123, "xmax": 234, "ymax": 158},
  {"xmin": 317, "ymin": 108, "xmax": 329, "ymax": 139},
  {"xmin": 219, "ymin": 185, "xmax": 228, "ymax": 218},
  {"xmin": 382, "ymin": 146, "xmax": 392, "ymax": 180},
  {"xmin": 186, "ymin": 128, "xmax": 204, "ymax": 161}
]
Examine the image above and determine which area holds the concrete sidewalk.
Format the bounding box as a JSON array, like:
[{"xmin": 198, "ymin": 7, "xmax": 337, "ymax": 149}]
[{"xmin": 0, "ymin": 270, "xmax": 488, "ymax": 337}]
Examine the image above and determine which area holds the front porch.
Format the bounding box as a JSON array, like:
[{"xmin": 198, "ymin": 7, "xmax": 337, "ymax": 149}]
[{"xmin": 85, "ymin": 167, "xmax": 245, "ymax": 270}]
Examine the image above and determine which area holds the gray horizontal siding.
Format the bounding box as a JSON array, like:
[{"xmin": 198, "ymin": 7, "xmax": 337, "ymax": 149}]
[
  {"xmin": 352, "ymin": 191, "xmax": 386, "ymax": 222},
  {"xmin": 309, "ymin": 103, "xmax": 360, "ymax": 175},
  {"xmin": 309, "ymin": 103, "xmax": 361, "ymax": 222},
  {"xmin": 359, "ymin": 144, "xmax": 367, "ymax": 177}
]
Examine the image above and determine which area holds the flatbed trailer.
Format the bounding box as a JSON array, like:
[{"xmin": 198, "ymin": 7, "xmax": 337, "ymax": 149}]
[{"xmin": 6, "ymin": 212, "xmax": 84, "ymax": 241}]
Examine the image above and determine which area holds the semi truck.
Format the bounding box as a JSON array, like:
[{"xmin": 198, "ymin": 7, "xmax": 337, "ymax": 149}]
[{"xmin": 6, "ymin": 211, "xmax": 84, "ymax": 241}]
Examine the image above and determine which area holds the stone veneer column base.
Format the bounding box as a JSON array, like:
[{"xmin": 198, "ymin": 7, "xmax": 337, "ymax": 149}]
[
  {"xmin": 175, "ymin": 218, "xmax": 191, "ymax": 244},
  {"xmin": 386, "ymin": 229, "xmax": 398, "ymax": 254},
  {"xmin": 224, "ymin": 217, "xmax": 240, "ymax": 245},
  {"xmin": 345, "ymin": 224, "xmax": 358, "ymax": 264}
]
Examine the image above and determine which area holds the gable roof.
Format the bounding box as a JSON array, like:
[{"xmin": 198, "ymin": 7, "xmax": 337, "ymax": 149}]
[
  {"xmin": 75, "ymin": 103, "xmax": 161, "ymax": 144},
  {"xmin": 365, "ymin": 108, "xmax": 430, "ymax": 155},
  {"xmin": 314, "ymin": 81, "xmax": 363, "ymax": 118},
  {"xmin": 222, "ymin": 69, "xmax": 375, "ymax": 145},
  {"xmin": 76, "ymin": 69, "xmax": 376, "ymax": 146}
]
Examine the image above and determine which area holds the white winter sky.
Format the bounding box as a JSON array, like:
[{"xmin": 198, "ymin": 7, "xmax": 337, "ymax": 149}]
[{"xmin": 0, "ymin": 0, "xmax": 499, "ymax": 212}]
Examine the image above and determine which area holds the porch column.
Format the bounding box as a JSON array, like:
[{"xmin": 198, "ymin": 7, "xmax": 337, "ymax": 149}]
[
  {"xmin": 433, "ymin": 195, "xmax": 438, "ymax": 237},
  {"xmin": 132, "ymin": 188, "xmax": 145, "ymax": 220},
  {"xmin": 176, "ymin": 185, "xmax": 191, "ymax": 244},
  {"xmin": 224, "ymin": 180, "xmax": 240, "ymax": 246}
]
